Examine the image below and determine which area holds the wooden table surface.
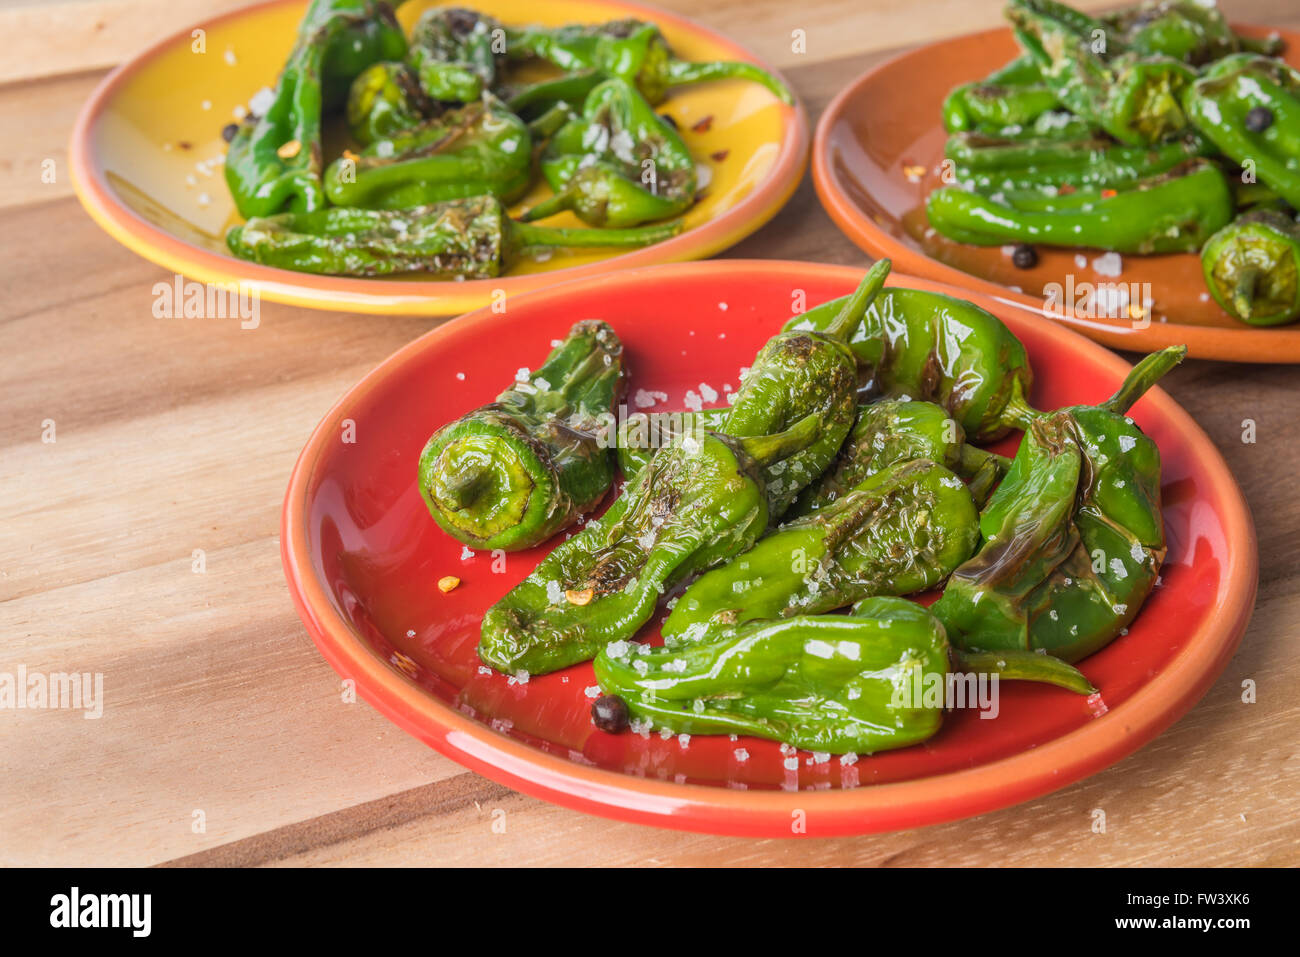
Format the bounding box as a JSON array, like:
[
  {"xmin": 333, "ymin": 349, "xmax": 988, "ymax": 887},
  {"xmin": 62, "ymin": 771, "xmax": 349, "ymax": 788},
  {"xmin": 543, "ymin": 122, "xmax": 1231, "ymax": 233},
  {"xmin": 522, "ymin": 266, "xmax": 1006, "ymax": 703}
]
[{"xmin": 3, "ymin": 0, "xmax": 1298, "ymax": 867}]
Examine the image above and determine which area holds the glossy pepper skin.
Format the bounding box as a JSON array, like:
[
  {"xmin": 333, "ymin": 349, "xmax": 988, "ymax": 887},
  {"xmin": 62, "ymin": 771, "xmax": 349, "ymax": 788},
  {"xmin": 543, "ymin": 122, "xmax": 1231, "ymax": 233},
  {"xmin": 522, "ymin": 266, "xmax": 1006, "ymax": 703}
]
[
  {"xmin": 933, "ymin": 346, "xmax": 1184, "ymax": 663},
  {"xmin": 926, "ymin": 158, "xmax": 1234, "ymax": 254},
  {"xmin": 661, "ymin": 458, "xmax": 980, "ymax": 639},
  {"xmin": 324, "ymin": 97, "xmax": 532, "ymax": 209},
  {"xmin": 418, "ymin": 321, "xmax": 623, "ymax": 552},
  {"xmin": 783, "ymin": 286, "xmax": 1035, "ymax": 442},
  {"xmin": 1104, "ymin": 0, "xmax": 1274, "ymax": 65},
  {"xmin": 1185, "ymin": 54, "xmax": 1300, "ymax": 210},
  {"xmin": 224, "ymin": 0, "xmax": 406, "ymax": 218},
  {"xmin": 224, "ymin": 196, "xmax": 681, "ymax": 278},
  {"xmin": 477, "ymin": 416, "xmax": 820, "ymax": 675},
  {"xmin": 1007, "ymin": 0, "xmax": 1195, "ymax": 146},
  {"xmin": 407, "ymin": 6, "xmax": 504, "ymax": 103},
  {"xmin": 791, "ymin": 399, "xmax": 1011, "ymax": 515},
  {"xmin": 1201, "ymin": 210, "xmax": 1300, "ymax": 326},
  {"xmin": 503, "ymin": 18, "xmax": 793, "ymax": 106},
  {"xmin": 520, "ymin": 78, "xmax": 697, "ymax": 227},
  {"xmin": 346, "ymin": 61, "xmax": 433, "ymax": 146},
  {"xmin": 722, "ymin": 262, "xmax": 889, "ymax": 518},
  {"xmin": 945, "ymin": 129, "xmax": 1211, "ymax": 195},
  {"xmin": 614, "ymin": 407, "xmax": 727, "ymax": 480},
  {"xmin": 595, "ymin": 597, "xmax": 1093, "ymax": 754}
]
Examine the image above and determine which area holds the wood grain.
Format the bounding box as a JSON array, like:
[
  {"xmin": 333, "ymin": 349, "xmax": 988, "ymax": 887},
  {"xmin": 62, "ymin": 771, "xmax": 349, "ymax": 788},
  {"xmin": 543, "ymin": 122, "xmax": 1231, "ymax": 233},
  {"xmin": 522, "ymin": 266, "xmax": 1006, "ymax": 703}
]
[{"xmin": 1, "ymin": 0, "xmax": 1297, "ymax": 867}]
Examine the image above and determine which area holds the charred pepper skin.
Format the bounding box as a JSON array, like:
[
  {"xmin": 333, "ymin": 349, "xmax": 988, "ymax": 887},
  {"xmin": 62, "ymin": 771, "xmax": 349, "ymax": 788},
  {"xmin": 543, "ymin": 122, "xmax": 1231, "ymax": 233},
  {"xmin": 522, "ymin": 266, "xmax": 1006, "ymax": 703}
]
[
  {"xmin": 224, "ymin": 0, "xmax": 406, "ymax": 218},
  {"xmin": 502, "ymin": 18, "xmax": 794, "ymax": 106},
  {"xmin": 1185, "ymin": 54, "xmax": 1300, "ymax": 210},
  {"xmin": 615, "ymin": 408, "xmax": 728, "ymax": 480},
  {"xmin": 1103, "ymin": 0, "xmax": 1269, "ymax": 66},
  {"xmin": 521, "ymin": 78, "xmax": 697, "ymax": 228},
  {"xmin": 346, "ymin": 60, "xmax": 434, "ymax": 146},
  {"xmin": 477, "ymin": 416, "xmax": 821, "ymax": 675},
  {"xmin": 661, "ymin": 458, "xmax": 980, "ymax": 639},
  {"xmin": 595, "ymin": 597, "xmax": 1092, "ymax": 754},
  {"xmin": 1201, "ymin": 209, "xmax": 1300, "ymax": 326},
  {"xmin": 224, "ymin": 196, "xmax": 682, "ymax": 278},
  {"xmin": 783, "ymin": 285, "xmax": 1036, "ymax": 442},
  {"xmin": 926, "ymin": 158, "xmax": 1234, "ymax": 254},
  {"xmin": 324, "ymin": 97, "xmax": 533, "ymax": 209},
  {"xmin": 933, "ymin": 346, "xmax": 1184, "ymax": 663},
  {"xmin": 407, "ymin": 6, "xmax": 505, "ymax": 103},
  {"xmin": 418, "ymin": 321, "xmax": 624, "ymax": 552}
]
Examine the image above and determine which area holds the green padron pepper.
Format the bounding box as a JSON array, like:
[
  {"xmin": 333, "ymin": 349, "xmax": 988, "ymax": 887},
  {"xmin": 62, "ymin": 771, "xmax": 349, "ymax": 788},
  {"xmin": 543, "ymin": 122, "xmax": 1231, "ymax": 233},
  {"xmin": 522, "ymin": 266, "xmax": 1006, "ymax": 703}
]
[
  {"xmin": 503, "ymin": 18, "xmax": 793, "ymax": 106},
  {"xmin": 932, "ymin": 346, "xmax": 1184, "ymax": 663},
  {"xmin": 1185, "ymin": 54, "xmax": 1300, "ymax": 210},
  {"xmin": 926, "ymin": 158, "xmax": 1234, "ymax": 254},
  {"xmin": 791, "ymin": 399, "xmax": 1011, "ymax": 514},
  {"xmin": 224, "ymin": 0, "xmax": 406, "ymax": 218},
  {"xmin": 407, "ymin": 6, "xmax": 504, "ymax": 103},
  {"xmin": 477, "ymin": 415, "xmax": 821, "ymax": 675},
  {"xmin": 418, "ymin": 321, "xmax": 623, "ymax": 552},
  {"xmin": 1104, "ymin": 0, "xmax": 1275, "ymax": 65},
  {"xmin": 324, "ymin": 96, "xmax": 533, "ymax": 209},
  {"xmin": 1201, "ymin": 209, "xmax": 1300, "ymax": 327},
  {"xmin": 225, "ymin": 196, "xmax": 681, "ymax": 277},
  {"xmin": 520, "ymin": 77, "xmax": 697, "ymax": 228},
  {"xmin": 1007, "ymin": 0, "xmax": 1195, "ymax": 146},
  {"xmin": 615, "ymin": 407, "xmax": 728, "ymax": 480},
  {"xmin": 594, "ymin": 597, "xmax": 1093, "ymax": 754},
  {"xmin": 346, "ymin": 61, "xmax": 434, "ymax": 146},
  {"xmin": 661, "ymin": 458, "xmax": 979, "ymax": 639},
  {"xmin": 783, "ymin": 285, "xmax": 1036, "ymax": 442}
]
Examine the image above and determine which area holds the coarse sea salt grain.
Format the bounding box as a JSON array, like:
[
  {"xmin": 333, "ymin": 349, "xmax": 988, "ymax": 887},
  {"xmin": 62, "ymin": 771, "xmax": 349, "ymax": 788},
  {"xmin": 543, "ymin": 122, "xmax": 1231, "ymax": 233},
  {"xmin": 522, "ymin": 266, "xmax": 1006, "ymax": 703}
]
[
  {"xmin": 683, "ymin": 390, "xmax": 703, "ymax": 412},
  {"xmin": 1093, "ymin": 252, "xmax": 1123, "ymax": 277},
  {"xmin": 1074, "ymin": 253, "xmax": 1088, "ymax": 269},
  {"xmin": 734, "ymin": 748, "xmax": 750, "ymax": 762},
  {"xmin": 699, "ymin": 383, "xmax": 718, "ymax": 402},
  {"xmin": 585, "ymin": 685, "xmax": 601, "ymax": 698},
  {"xmin": 460, "ymin": 546, "xmax": 475, "ymax": 561}
]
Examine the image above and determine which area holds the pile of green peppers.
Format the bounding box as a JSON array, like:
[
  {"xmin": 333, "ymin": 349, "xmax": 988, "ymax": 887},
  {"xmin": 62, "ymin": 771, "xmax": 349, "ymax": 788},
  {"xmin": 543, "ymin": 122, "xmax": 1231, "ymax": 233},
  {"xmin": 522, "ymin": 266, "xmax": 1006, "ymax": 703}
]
[
  {"xmin": 420, "ymin": 259, "xmax": 1186, "ymax": 757},
  {"xmin": 221, "ymin": 1, "xmax": 793, "ymax": 277},
  {"xmin": 926, "ymin": 0, "xmax": 1300, "ymax": 326}
]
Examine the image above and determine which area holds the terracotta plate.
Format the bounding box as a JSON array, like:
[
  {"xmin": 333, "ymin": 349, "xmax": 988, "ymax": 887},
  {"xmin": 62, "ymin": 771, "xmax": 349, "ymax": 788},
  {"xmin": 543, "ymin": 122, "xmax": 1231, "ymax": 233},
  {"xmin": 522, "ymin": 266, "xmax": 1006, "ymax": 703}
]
[
  {"xmin": 281, "ymin": 260, "xmax": 1257, "ymax": 836},
  {"xmin": 813, "ymin": 24, "xmax": 1300, "ymax": 362},
  {"xmin": 69, "ymin": 0, "xmax": 806, "ymax": 316}
]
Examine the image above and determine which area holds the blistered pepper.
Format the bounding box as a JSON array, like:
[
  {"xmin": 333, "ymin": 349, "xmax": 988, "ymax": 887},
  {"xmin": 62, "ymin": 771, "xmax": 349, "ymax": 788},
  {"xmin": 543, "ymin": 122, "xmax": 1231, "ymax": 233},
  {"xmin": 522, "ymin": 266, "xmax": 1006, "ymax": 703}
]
[
  {"xmin": 661, "ymin": 458, "xmax": 979, "ymax": 638},
  {"xmin": 407, "ymin": 6, "xmax": 504, "ymax": 103},
  {"xmin": 932, "ymin": 346, "xmax": 1184, "ymax": 663},
  {"xmin": 520, "ymin": 77, "xmax": 697, "ymax": 227},
  {"xmin": 783, "ymin": 285, "xmax": 1035, "ymax": 442},
  {"xmin": 1104, "ymin": 0, "xmax": 1277, "ymax": 65},
  {"xmin": 503, "ymin": 18, "xmax": 793, "ymax": 106},
  {"xmin": 417, "ymin": 321, "xmax": 622, "ymax": 552},
  {"xmin": 346, "ymin": 61, "xmax": 434, "ymax": 146},
  {"xmin": 1201, "ymin": 209, "xmax": 1300, "ymax": 326},
  {"xmin": 926, "ymin": 158, "xmax": 1234, "ymax": 254},
  {"xmin": 595, "ymin": 597, "xmax": 1093, "ymax": 754},
  {"xmin": 477, "ymin": 415, "xmax": 820, "ymax": 675},
  {"xmin": 224, "ymin": 196, "xmax": 681, "ymax": 277}
]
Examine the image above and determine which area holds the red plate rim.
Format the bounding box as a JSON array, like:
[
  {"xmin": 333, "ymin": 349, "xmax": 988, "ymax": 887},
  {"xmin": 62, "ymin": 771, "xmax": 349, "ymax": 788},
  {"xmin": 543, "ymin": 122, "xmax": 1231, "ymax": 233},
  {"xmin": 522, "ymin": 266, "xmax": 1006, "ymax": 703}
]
[{"xmin": 281, "ymin": 259, "xmax": 1258, "ymax": 836}]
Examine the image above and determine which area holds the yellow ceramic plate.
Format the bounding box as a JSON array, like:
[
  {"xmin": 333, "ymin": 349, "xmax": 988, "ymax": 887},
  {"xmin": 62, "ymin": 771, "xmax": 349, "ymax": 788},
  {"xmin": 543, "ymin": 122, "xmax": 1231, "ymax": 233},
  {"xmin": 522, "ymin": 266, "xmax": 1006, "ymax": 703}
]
[{"xmin": 70, "ymin": 0, "xmax": 807, "ymax": 315}]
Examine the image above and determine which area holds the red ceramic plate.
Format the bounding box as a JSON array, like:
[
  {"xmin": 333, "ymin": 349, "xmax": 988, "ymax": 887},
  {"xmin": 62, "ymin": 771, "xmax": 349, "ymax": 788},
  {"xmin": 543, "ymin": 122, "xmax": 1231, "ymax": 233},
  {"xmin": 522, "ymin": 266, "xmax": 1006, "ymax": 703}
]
[
  {"xmin": 812, "ymin": 24, "xmax": 1300, "ymax": 363},
  {"xmin": 282, "ymin": 261, "xmax": 1257, "ymax": 836}
]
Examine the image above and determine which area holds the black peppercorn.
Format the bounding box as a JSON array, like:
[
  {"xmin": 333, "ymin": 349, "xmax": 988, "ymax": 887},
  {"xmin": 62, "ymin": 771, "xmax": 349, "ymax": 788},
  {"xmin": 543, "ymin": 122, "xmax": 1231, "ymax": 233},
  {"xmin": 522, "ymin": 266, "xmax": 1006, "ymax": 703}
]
[
  {"xmin": 591, "ymin": 694, "xmax": 630, "ymax": 733},
  {"xmin": 1011, "ymin": 244, "xmax": 1038, "ymax": 269},
  {"xmin": 221, "ymin": 123, "xmax": 239, "ymax": 143},
  {"xmin": 1245, "ymin": 106, "xmax": 1274, "ymax": 133},
  {"xmin": 659, "ymin": 113, "xmax": 678, "ymax": 130}
]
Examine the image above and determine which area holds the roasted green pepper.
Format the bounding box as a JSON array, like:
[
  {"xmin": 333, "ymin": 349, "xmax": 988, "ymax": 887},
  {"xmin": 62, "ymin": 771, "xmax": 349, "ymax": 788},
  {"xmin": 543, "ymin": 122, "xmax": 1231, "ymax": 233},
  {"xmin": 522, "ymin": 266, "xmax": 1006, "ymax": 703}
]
[
  {"xmin": 1007, "ymin": 0, "xmax": 1195, "ymax": 145},
  {"xmin": 407, "ymin": 6, "xmax": 504, "ymax": 103},
  {"xmin": 224, "ymin": 0, "xmax": 406, "ymax": 218},
  {"xmin": 1185, "ymin": 53, "xmax": 1300, "ymax": 210},
  {"xmin": 324, "ymin": 97, "xmax": 533, "ymax": 209},
  {"xmin": 661, "ymin": 458, "xmax": 980, "ymax": 638},
  {"xmin": 1201, "ymin": 209, "xmax": 1300, "ymax": 326},
  {"xmin": 595, "ymin": 597, "xmax": 1093, "ymax": 754},
  {"xmin": 418, "ymin": 321, "xmax": 623, "ymax": 552},
  {"xmin": 477, "ymin": 415, "xmax": 821, "ymax": 675},
  {"xmin": 1104, "ymin": 0, "xmax": 1267, "ymax": 65},
  {"xmin": 345, "ymin": 61, "xmax": 433, "ymax": 146},
  {"xmin": 503, "ymin": 18, "xmax": 793, "ymax": 106},
  {"xmin": 783, "ymin": 285, "xmax": 1035, "ymax": 442},
  {"xmin": 615, "ymin": 407, "xmax": 729, "ymax": 480},
  {"xmin": 933, "ymin": 346, "xmax": 1183, "ymax": 663},
  {"xmin": 926, "ymin": 158, "xmax": 1234, "ymax": 253},
  {"xmin": 225, "ymin": 196, "xmax": 681, "ymax": 277},
  {"xmin": 520, "ymin": 77, "xmax": 697, "ymax": 227}
]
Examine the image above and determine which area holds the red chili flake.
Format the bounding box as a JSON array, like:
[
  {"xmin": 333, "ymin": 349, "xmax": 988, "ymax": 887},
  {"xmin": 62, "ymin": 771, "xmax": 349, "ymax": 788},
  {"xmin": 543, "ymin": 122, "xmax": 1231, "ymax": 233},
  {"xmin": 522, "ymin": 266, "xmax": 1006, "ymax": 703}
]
[
  {"xmin": 691, "ymin": 115, "xmax": 714, "ymax": 133},
  {"xmin": 1057, "ymin": 183, "xmax": 1076, "ymax": 195},
  {"xmin": 177, "ymin": 141, "xmax": 193, "ymax": 151},
  {"xmin": 1100, "ymin": 188, "xmax": 1118, "ymax": 199},
  {"xmin": 710, "ymin": 149, "xmax": 729, "ymax": 162}
]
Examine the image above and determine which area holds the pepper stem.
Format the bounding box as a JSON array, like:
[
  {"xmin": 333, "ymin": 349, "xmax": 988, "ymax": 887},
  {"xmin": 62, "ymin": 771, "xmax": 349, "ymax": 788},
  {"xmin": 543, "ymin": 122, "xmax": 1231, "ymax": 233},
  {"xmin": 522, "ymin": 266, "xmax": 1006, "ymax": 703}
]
[
  {"xmin": 1102, "ymin": 345, "xmax": 1187, "ymax": 415},
  {"xmin": 822, "ymin": 260, "xmax": 891, "ymax": 342},
  {"xmin": 950, "ymin": 648, "xmax": 1096, "ymax": 695},
  {"xmin": 736, "ymin": 413, "xmax": 821, "ymax": 468},
  {"xmin": 664, "ymin": 59, "xmax": 794, "ymax": 105},
  {"xmin": 509, "ymin": 218, "xmax": 682, "ymax": 250},
  {"xmin": 1231, "ymin": 266, "xmax": 1261, "ymax": 321},
  {"xmin": 526, "ymin": 103, "xmax": 574, "ymax": 139},
  {"xmin": 436, "ymin": 465, "xmax": 490, "ymax": 511},
  {"xmin": 958, "ymin": 445, "xmax": 1012, "ymax": 507},
  {"xmin": 516, "ymin": 191, "xmax": 572, "ymax": 223},
  {"xmin": 998, "ymin": 376, "xmax": 1040, "ymax": 430}
]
